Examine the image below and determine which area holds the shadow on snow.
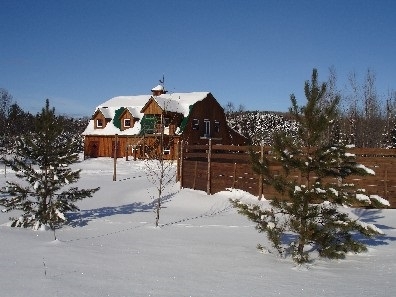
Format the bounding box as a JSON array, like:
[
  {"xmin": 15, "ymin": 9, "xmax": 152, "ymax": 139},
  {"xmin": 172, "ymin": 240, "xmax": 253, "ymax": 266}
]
[
  {"xmin": 66, "ymin": 192, "xmax": 176, "ymax": 227},
  {"xmin": 352, "ymin": 208, "xmax": 396, "ymax": 247}
]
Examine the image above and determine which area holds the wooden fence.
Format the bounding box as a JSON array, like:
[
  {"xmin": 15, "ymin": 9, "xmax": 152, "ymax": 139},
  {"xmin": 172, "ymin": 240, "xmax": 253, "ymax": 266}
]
[{"xmin": 178, "ymin": 141, "xmax": 396, "ymax": 208}]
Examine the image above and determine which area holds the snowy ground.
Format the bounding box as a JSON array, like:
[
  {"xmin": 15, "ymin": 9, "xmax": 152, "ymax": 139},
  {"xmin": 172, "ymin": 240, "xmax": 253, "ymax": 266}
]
[{"xmin": 0, "ymin": 157, "xmax": 395, "ymax": 297}]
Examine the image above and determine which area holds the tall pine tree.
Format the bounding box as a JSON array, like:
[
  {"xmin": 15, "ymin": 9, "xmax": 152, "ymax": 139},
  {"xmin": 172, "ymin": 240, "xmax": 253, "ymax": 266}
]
[
  {"xmin": 0, "ymin": 99, "xmax": 99, "ymax": 230},
  {"xmin": 231, "ymin": 69, "xmax": 389, "ymax": 264}
]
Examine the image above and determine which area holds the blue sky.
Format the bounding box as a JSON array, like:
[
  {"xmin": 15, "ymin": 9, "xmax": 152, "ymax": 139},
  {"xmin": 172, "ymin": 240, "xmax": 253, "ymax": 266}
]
[{"xmin": 1, "ymin": 0, "xmax": 395, "ymax": 117}]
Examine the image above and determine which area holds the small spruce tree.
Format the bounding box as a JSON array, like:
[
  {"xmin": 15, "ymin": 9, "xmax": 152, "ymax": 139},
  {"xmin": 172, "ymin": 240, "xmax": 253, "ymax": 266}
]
[
  {"xmin": 231, "ymin": 69, "xmax": 389, "ymax": 264},
  {"xmin": 0, "ymin": 99, "xmax": 99, "ymax": 230}
]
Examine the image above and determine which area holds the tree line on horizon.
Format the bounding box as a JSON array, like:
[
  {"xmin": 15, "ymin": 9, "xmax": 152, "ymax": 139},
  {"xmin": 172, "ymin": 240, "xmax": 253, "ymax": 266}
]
[
  {"xmin": 225, "ymin": 68, "xmax": 396, "ymax": 149},
  {"xmin": 0, "ymin": 88, "xmax": 89, "ymax": 154}
]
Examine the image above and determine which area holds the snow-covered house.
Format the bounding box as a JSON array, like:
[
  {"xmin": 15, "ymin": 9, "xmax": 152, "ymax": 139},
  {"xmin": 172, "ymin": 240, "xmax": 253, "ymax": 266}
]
[{"xmin": 82, "ymin": 85, "xmax": 247, "ymax": 159}]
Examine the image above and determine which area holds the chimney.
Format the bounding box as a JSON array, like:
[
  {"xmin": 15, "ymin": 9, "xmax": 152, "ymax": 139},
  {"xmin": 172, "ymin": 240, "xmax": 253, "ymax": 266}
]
[{"xmin": 151, "ymin": 84, "xmax": 166, "ymax": 96}]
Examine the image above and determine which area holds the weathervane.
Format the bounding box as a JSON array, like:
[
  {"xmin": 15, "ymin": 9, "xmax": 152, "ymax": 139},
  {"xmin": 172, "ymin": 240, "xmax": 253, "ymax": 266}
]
[{"xmin": 159, "ymin": 74, "xmax": 165, "ymax": 88}]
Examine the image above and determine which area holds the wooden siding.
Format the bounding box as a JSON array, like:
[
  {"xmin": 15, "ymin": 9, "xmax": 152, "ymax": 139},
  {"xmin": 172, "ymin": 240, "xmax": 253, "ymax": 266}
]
[
  {"xmin": 141, "ymin": 98, "xmax": 163, "ymax": 115},
  {"xmin": 84, "ymin": 135, "xmax": 120, "ymax": 158},
  {"xmin": 84, "ymin": 135, "xmax": 180, "ymax": 160},
  {"xmin": 182, "ymin": 94, "xmax": 248, "ymax": 146},
  {"xmin": 179, "ymin": 143, "xmax": 396, "ymax": 208}
]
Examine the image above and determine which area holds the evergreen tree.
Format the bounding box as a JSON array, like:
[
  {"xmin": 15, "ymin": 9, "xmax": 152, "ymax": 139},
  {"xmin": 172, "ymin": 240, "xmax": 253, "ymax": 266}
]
[
  {"xmin": 231, "ymin": 69, "xmax": 389, "ymax": 264},
  {"xmin": 0, "ymin": 88, "xmax": 13, "ymax": 150},
  {"xmin": 7, "ymin": 103, "xmax": 35, "ymax": 149},
  {"xmin": 0, "ymin": 99, "xmax": 99, "ymax": 230}
]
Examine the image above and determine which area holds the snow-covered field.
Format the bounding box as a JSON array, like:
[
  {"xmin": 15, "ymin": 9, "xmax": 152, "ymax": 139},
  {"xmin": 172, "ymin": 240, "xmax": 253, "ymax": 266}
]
[{"xmin": 0, "ymin": 157, "xmax": 395, "ymax": 297}]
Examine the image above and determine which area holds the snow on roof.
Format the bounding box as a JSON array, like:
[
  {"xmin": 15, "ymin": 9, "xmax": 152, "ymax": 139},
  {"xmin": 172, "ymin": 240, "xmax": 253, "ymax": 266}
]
[
  {"xmin": 151, "ymin": 84, "xmax": 164, "ymax": 91},
  {"xmin": 83, "ymin": 92, "xmax": 210, "ymax": 136},
  {"xmin": 97, "ymin": 95, "xmax": 152, "ymax": 110},
  {"xmin": 154, "ymin": 92, "xmax": 209, "ymax": 116},
  {"xmin": 82, "ymin": 117, "xmax": 142, "ymax": 136},
  {"xmin": 83, "ymin": 105, "xmax": 142, "ymax": 136},
  {"xmin": 125, "ymin": 107, "xmax": 141, "ymax": 118},
  {"xmin": 98, "ymin": 107, "xmax": 112, "ymax": 119}
]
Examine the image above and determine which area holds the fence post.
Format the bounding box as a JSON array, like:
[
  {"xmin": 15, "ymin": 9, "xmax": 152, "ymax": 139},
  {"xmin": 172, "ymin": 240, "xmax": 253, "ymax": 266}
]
[
  {"xmin": 125, "ymin": 136, "xmax": 129, "ymax": 161},
  {"xmin": 176, "ymin": 140, "xmax": 179, "ymax": 182},
  {"xmin": 193, "ymin": 161, "xmax": 198, "ymax": 189},
  {"xmin": 179, "ymin": 140, "xmax": 184, "ymax": 189},
  {"xmin": 207, "ymin": 138, "xmax": 212, "ymax": 195},
  {"xmin": 113, "ymin": 134, "xmax": 118, "ymax": 181},
  {"xmin": 232, "ymin": 162, "xmax": 237, "ymax": 189},
  {"xmin": 385, "ymin": 165, "xmax": 388, "ymax": 198},
  {"xmin": 258, "ymin": 145, "xmax": 264, "ymax": 200}
]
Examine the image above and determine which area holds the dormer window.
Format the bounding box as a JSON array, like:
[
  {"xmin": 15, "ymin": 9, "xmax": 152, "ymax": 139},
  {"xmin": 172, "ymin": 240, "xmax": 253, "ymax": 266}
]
[
  {"xmin": 124, "ymin": 119, "xmax": 131, "ymax": 128},
  {"xmin": 97, "ymin": 119, "xmax": 103, "ymax": 128}
]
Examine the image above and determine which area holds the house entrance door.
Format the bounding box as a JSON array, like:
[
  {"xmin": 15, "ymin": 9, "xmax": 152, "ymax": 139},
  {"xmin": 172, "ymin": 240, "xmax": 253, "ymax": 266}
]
[{"xmin": 88, "ymin": 141, "xmax": 99, "ymax": 158}]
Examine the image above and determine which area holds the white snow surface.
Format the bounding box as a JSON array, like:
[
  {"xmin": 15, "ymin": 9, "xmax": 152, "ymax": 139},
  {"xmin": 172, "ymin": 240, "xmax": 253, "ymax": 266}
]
[{"xmin": 1, "ymin": 157, "xmax": 395, "ymax": 297}]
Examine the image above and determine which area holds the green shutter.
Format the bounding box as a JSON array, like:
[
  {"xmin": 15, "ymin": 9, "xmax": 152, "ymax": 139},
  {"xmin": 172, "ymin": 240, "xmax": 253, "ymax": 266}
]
[
  {"xmin": 139, "ymin": 115, "xmax": 157, "ymax": 135},
  {"xmin": 178, "ymin": 105, "xmax": 194, "ymax": 133},
  {"xmin": 112, "ymin": 107, "xmax": 125, "ymax": 129}
]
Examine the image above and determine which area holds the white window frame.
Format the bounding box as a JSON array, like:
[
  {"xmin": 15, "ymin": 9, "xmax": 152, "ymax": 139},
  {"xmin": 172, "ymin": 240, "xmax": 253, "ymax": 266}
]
[
  {"xmin": 163, "ymin": 147, "xmax": 171, "ymax": 155},
  {"xmin": 204, "ymin": 119, "xmax": 210, "ymax": 137},
  {"xmin": 124, "ymin": 118, "xmax": 131, "ymax": 128}
]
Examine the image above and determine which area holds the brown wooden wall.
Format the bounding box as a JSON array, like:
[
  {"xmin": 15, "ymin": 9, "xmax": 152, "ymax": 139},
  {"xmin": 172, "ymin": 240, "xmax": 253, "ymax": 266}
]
[
  {"xmin": 181, "ymin": 94, "xmax": 248, "ymax": 146},
  {"xmin": 179, "ymin": 144, "xmax": 396, "ymax": 208},
  {"xmin": 84, "ymin": 135, "xmax": 180, "ymax": 160},
  {"xmin": 141, "ymin": 98, "xmax": 163, "ymax": 114}
]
